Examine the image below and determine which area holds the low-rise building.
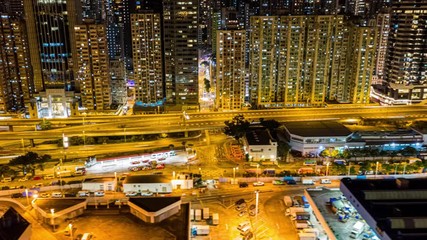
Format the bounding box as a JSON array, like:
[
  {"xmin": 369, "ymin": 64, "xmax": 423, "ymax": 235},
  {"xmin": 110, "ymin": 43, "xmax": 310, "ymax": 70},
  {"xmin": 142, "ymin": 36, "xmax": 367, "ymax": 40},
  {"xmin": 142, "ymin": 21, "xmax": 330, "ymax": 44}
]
[
  {"xmin": 82, "ymin": 177, "xmax": 116, "ymax": 192},
  {"xmin": 348, "ymin": 129, "xmax": 423, "ymax": 151},
  {"xmin": 0, "ymin": 207, "xmax": 31, "ymax": 239},
  {"xmin": 32, "ymin": 199, "xmax": 87, "ymax": 228},
  {"xmin": 243, "ymin": 129, "xmax": 277, "ymax": 161},
  {"xmin": 123, "ymin": 175, "xmax": 173, "ymax": 193},
  {"xmin": 128, "ymin": 197, "xmax": 182, "ymax": 223},
  {"xmin": 282, "ymin": 121, "xmax": 355, "ymax": 156}
]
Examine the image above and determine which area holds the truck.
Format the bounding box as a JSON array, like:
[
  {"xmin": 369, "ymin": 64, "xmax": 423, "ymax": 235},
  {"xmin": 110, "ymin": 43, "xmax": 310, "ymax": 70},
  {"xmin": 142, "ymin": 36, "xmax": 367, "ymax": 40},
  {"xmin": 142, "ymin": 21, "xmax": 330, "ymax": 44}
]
[
  {"xmin": 283, "ymin": 196, "xmax": 293, "ymax": 207},
  {"xmin": 55, "ymin": 170, "xmax": 74, "ymax": 178},
  {"xmin": 286, "ymin": 207, "xmax": 306, "ymax": 216},
  {"xmin": 350, "ymin": 221, "xmax": 364, "ymax": 239},
  {"xmin": 192, "ymin": 225, "xmax": 209, "ymax": 235},
  {"xmin": 203, "ymin": 208, "xmax": 209, "ymax": 220},
  {"xmin": 190, "ymin": 209, "xmax": 195, "ymax": 221},
  {"xmin": 301, "ymin": 177, "xmax": 314, "ymax": 185},
  {"xmin": 195, "ymin": 209, "xmax": 202, "ymax": 221},
  {"xmin": 212, "ymin": 213, "xmax": 219, "ymax": 225},
  {"xmin": 298, "ymin": 232, "xmax": 317, "ymax": 240}
]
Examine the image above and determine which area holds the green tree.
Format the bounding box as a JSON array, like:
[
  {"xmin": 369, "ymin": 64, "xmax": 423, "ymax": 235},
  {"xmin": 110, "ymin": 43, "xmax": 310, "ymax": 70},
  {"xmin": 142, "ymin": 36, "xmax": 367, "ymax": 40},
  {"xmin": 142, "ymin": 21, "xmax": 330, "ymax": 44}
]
[
  {"xmin": 400, "ymin": 146, "xmax": 417, "ymax": 156},
  {"xmin": 224, "ymin": 114, "xmax": 250, "ymax": 142},
  {"xmin": 85, "ymin": 137, "xmax": 96, "ymax": 145},
  {"xmin": 204, "ymin": 78, "xmax": 211, "ymax": 92},
  {"xmin": 70, "ymin": 136, "xmax": 84, "ymax": 145},
  {"xmin": 9, "ymin": 152, "xmax": 48, "ymax": 175},
  {"xmin": 259, "ymin": 118, "xmax": 280, "ymax": 130},
  {"xmin": 39, "ymin": 119, "xmax": 52, "ymax": 130},
  {"xmin": 97, "ymin": 136, "xmax": 109, "ymax": 144}
]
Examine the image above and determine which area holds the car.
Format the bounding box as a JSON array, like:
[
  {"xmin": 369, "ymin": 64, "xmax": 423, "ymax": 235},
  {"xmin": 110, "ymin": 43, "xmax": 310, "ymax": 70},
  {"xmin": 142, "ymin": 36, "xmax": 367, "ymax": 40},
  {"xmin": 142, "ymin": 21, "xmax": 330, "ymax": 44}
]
[
  {"xmin": 77, "ymin": 191, "xmax": 90, "ymax": 197},
  {"xmin": 243, "ymin": 231, "xmax": 254, "ymax": 240},
  {"xmin": 33, "ymin": 176, "xmax": 42, "ymax": 181},
  {"xmin": 11, "ymin": 193, "xmax": 22, "ymax": 198},
  {"xmin": 94, "ymin": 191, "xmax": 105, "ymax": 197},
  {"xmin": 131, "ymin": 161, "xmax": 140, "ymax": 165},
  {"xmin": 273, "ymin": 180, "xmax": 285, "ymax": 185},
  {"xmin": 238, "ymin": 210, "xmax": 247, "ymax": 217},
  {"xmin": 74, "ymin": 170, "xmax": 85, "ymax": 176},
  {"xmin": 286, "ymin": 180, "xmax": 297, "ymax": 185},
  {"xmin": 18, "ymin": 177, "xmax": 28, "ymax": 182},
  {"xmin": 125, "ymin": 191, "xmax": 138, "ymax": 197},
  {"xmin": 252, "ymin": 181, "xmax": 265, "ymax": 186},
  {"xmin": 51, "ymin": 192, "xmax": 63, "ymax": 198},
  {"xmin": 155, "ymin": 164, "xmax": 165, "ymax": 169},
  {"xmin": 1, "ymin": 177, "xmax": 12, "ymax": 183},
  {"xmin": 140, "ymin": 191, "xmax": 153, "ymax": 196},
  {"xmin": 32, "ymin": 183, "xmax": 43, "ymax": 188},
  {"xmin": 239, "ymin": 182, "xmax": 248, "ymax": 188},
  {"xmin": 40, "ymin": 193, "xmax": 50, "ymax": 198},
  {"xmin": 236, "ymin": 205, "xmax": 246, "ymax": 211},
  {"xmin": 1, "ymin": 186, "xmax": 10, "ymax": 190},
  {"xmin": 81, "ymin": 232, "xmax": 93, "ymax": 240},
  {"xmin": 43, "ymin": 174, "xmax": 54, "ymax": 180}
]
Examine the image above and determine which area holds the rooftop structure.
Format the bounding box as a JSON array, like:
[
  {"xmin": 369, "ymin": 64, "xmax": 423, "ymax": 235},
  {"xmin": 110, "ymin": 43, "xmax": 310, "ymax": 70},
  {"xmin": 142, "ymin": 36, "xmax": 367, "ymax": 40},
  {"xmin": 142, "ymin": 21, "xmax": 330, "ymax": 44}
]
[
  {"xmin": 341, "ymin": 177, "xmax": 427, "ymax": 240},
  {"xmin": 0, "ymin": 207, "xmax": 31, "ymax": 240}
]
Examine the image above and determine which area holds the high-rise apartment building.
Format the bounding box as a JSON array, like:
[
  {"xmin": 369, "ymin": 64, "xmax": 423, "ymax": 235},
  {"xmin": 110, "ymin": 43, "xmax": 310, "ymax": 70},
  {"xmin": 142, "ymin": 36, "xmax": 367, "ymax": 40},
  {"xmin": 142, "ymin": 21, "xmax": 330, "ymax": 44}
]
[
  {"xmin": 131, "ymin": 13, "xmax": 164, "ymax": 104},
  {"xmin": 110, "ymin": 59, "xmax": 127, "ymax": 106},
  {"xmin": 216, "ymin": 30, "xmax": 246, "ymax": 110},
  {"xmin": 0, "ymin": 14, "xmax": 33, "ymax": 112},
  {"xmin": 346, "ymin": 24, "xmax": 376, "ymax": 104},
  {"xmin": 372, "ymin": 13, "xmax": 390, "ymax": 85},
  {"xmin": 74, "ymin": 22, "xmax": 111, "ymax": 110},
  {"xmin": 250, "ymin": 15, "xmax": 374, "ymax": 107},
  {"xmin": 163, "ymin": 0, "xmax": 199, "ymax": 107},
  {"xmin": 249, "ymin": 16, "xmax": 278, "ymax": 107},
  {"xmin": 382, "ymin": 1, "xmax": 427, "ymax": 104}
]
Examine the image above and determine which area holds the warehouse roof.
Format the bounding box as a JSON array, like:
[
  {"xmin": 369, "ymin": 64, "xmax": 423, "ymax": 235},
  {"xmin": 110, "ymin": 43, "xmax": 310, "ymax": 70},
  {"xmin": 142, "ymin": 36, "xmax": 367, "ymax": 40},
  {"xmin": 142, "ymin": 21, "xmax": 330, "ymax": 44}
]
[
  {"xmin": 129, "ymin": 197, "xmax": 181, "ymax": 212},
  {"xmin": 125, "ymin": 175, "xmax": 171, "ymax": 184},
  {"xmin": 283, "ymin": 121, "xmax": 352, "ymax": 137},
  {"xmin": 341, "ymin": 178, "xmax": 427, "ymax": 240},
  {"xmin": 246, "ymin": 129, "xmax": 274, "ymax": 145}
]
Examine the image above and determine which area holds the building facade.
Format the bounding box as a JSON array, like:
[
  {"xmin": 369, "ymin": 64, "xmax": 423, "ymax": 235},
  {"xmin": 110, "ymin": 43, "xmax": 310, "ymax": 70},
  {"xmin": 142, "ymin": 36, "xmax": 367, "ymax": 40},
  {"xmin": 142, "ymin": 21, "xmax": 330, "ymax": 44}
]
[
  {"xmin": 75, "ymin": 22, "xmax": 111, "ymax": 110},
  {"xmin": 383, "ymin": 1, "xmax": 427, "ymax": 104},
  {"xmin": 0, "ymin": 14, "xmax": 33, "ymax": 112},
  {"xmin": 163, "ymin": 0, "xmax": 199, "ymax": 107},
  {"xmin": 131, "ymin": 13, "xmax": 164, "ymax": 104},
  {"xmin": 372, "ymin": 13, "xmax": 390, "ymax": 85},
  {"xmin": 215, "ymin": 30, "xmax": 246, "ymax": 110}
]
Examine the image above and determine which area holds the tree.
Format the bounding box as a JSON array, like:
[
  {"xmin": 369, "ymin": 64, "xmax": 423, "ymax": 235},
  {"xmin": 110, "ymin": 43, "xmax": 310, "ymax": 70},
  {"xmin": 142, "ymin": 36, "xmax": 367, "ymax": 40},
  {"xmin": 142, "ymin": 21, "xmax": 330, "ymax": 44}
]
[
  {"xmin": 9, "ymin": 152, "xmax": 47, "ymax": 175},
  {"xmin": 204, "ymin": 78, "xmax": 211, "ymax": 92},
  {"xmin": 224, "ymin": 114, "xmax": 250, "ymax": 142},
  {"xmin": 259, "ymin": 118, "xmax": 280, "ymax": 130},
  {"xmin": 39, "ymin": 119, "xmax": 52, "ymax": 130},
  {"xmin": 400, "ymin": 146, "xmax": 417, "ymax": 156}
]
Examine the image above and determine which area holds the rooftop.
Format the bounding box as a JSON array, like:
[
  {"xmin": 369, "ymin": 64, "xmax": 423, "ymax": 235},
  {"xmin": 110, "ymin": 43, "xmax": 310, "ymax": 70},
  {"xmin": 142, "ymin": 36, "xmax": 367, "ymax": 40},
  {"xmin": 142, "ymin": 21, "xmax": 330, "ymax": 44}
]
[
  {"xmin": 0, "ymin": 207, "xmax": 30, "ymax": 240},
  {"xmin": 34, "ymin": 198, "xmax": 86, "ymax": 213},
  {"xmin": 128, "ymin": 197, "xmax": 181, "ymax": 212},
  {"xmin": 341, "ymin": 178, "xmax": 427, "ymax": 240},
  {"xmin": 83, "ymin": 177, "xmax": 115, "ymax": 183},
  {"xmin": 125, "ymin": 175, "xmax": 171, "ymax": 184},
  {"xmin": 283, "ymin": 121, "xmax": 352, "ymax": 137},
  {"xmin": 246, "ymin": 129, "xmax": 274, "ymax": 145}
]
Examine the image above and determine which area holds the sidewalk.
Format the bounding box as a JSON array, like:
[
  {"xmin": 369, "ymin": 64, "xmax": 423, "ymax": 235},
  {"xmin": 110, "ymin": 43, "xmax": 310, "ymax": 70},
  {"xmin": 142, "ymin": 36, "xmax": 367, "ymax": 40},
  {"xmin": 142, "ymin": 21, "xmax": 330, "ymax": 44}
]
[{"xmin": 22, "ymin": 209, "xmax": 57, "ymax": 240}]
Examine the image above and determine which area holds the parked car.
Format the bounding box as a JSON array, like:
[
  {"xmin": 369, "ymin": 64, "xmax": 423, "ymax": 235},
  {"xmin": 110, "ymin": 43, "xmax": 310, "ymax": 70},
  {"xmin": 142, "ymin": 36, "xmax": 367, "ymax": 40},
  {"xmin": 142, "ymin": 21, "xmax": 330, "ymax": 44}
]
[
  {"xmin": 40, "ymin": 193, "xmax": 50, "ymax": 198},
  {"xmin": 140, "ymin": 191, "xmax": 153, "ymax": 196},
  {"xmin": 33, "ymin": 176, "xmax": 42, "ymax": 180},
  {"xmin": 238, "ymin": 210, "xmax": 247, "ymax": 217},
  {"xmin": 273, "ymin": 180, "xmax": 285, "ymax": 185},
  {"xmin": 77, "ymin": 191, "xmax": 90, "ymax": 197},
  {"xmin": 131, "ymin": 161, "xmax": 140, "ymax": 165},
  {"xmin": 1, "ymin": 177, "xmax": 12, "ymax": 183},
  {"xmin": 125, "ymin": 191, "xmax": 138, "ymax": 197},
  {"xmin": 94, "ymin": 191, "xmax": 105, "ymax": 197},
  {"xmin": 11, "ymin": 193, "xmax": 22, "ymax": 198},
  {"xmin": 51, "ymin": 192, "xmax": 63, "ymax": 198},
  {"xmin": 155, "ymin": 164, "xmax": 165, "ymax": 169},
  {"xmin": 253, "ymin": 181, "xmax": 265, "ymax": 186},
  {"xmin": 286, "ymin": 180, "xmax": 297, "ymax": 185},
  {"xmin": 43, "ymin": 174, "xmax": 55, "ymax": 180},
  {"xmin": 18, "ymin": 177, "xmax": 28, "ymax": 182},
  {"xmin": 239, "ymin": 182, "xmax": 248, "ymax": 188}
]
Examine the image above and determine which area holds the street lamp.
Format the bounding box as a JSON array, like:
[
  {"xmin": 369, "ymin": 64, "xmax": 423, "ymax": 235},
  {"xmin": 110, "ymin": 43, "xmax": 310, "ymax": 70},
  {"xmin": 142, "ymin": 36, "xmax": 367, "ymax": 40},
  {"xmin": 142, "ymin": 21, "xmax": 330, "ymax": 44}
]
[
  {"xmin": 403, "ymin": 163, "xmax": 407, "ymax": 175},
  {"xmin": 256, "ymin": 164, "xmax": 259, "ymax": 182},
  {"xmin": 394, "ymin": 164, "xmax": 398, "ymax": 175},
  {"xmin": 233, "ymin": 167, "xmax": 236, "ymax": 182},
  {"xmin": 83, "ymin": 130, "xmax": 86, "ymax": 146},
  {"xmin": 114, "ymin": 172, "xmax": 117, "ymax": 192},
  {"xmin": 68, "ymin": 223, "xmax": 73, "ymax": 239},
  {"xmin": 198, "ymin": 167, "xmax": 201, "ymax": 175},
  {"xmin": 25, "ymin": 189, "xmax": 29, "ymax": 206},
  {"xmin": 375, "ymin": 161, "xmax": 379, "ymax": 178},
  {"xmin": 50, "ymin": 209, "xmax": 55, "ymax": 232},
  {"xmin": 255, "ymin": 190, "xmax": 259, "ymax": 220},
  {"xmin": 326, "ymin": 162, "xmax": 330, "ymax": 176}
]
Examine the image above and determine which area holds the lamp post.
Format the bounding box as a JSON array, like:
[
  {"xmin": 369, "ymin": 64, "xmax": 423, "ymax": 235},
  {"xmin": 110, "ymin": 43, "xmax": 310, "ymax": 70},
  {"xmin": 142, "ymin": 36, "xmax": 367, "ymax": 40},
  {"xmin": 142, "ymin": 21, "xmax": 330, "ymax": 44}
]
[
  {"xmin": 50, "ymin": 209, "xmax": 55, "ymax": 232},
  {"xmin": 83, "ymin": 130, "xmax": 86, "ymax": 146},
  {"xmin": 69, "ymin": 223, "xmax": 73, "ymax": 239},
  {"xmin": 255, "ymin": 190, "xmax": 259, "ymax": 221},
  {"xmin": 256, "ymin": 164, "xmax": 259, "ymax": 182},
  {"xmin": 25, "ymin": 189, "xmax": 29, "ymax": 206},
  {"xmin": 403, "ymin": 163, "xmax": 407, "ymax": 175},
  {"xmin": 395, "ymin": 164, "xmax": 398, "ymax": 175},
  {"xmin": 347, "ymin": 162, "xmax": 351, "ymax": 176},
  {"xmin": 326, "ymin": 162, "xmax": 330, "ymax": 176},
  {"xmin": 114, "ymin": 172, "xmax": 117, "ymax": 192},
  {"xmin": 375, "ymin": 161, "xmax": 379, "ymax": 178},
  {"xmin": 233, "ymin": 167, "xmax": 236, "ymax": 183},
  {"xmin": 198, "ymin": 167, "xmax": 201, "ymax": 175}
]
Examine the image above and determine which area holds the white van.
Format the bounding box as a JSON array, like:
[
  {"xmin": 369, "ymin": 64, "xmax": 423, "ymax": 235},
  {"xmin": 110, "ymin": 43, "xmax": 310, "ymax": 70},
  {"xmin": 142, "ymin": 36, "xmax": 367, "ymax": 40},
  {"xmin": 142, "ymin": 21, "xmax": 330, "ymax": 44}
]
[
  {"xmin": 51, "ymin": 192, "xmax": 63, "ymax": 198},
  {"xmin": 1, "ymin": 177, "xmax": 12, "ymax": 183},
  {"xmin": 320, "ymin": 179, "xmax": 331, "ymax": 184},
  {"xmin": 81, "ymin": 233, "xmax": 93, "ymax": 240},
  {"xmin": 44, "ymin": 174, "xmax": 55, "ymax": 180}
]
